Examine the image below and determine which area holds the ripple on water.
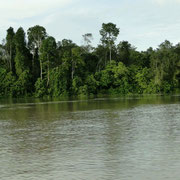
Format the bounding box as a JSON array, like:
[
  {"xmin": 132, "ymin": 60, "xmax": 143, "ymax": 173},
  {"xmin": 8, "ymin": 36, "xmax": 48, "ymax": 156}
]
[{"xmin": 0, "ymin": 98, "xmax": 180, "ymax": 180}]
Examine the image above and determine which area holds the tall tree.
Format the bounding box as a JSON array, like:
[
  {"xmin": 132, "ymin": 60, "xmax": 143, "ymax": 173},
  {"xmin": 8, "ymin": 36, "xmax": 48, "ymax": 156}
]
[
  {"xmin": 39, "ymin": 36, "xmax": 57, "ymax": 86},
  {"xmin": 82, "ymin": 33, "xmax": 93, "ymax": 52},
  {"xmin": 71, "ymin": 47, "xmax": 84, "ymax": 80},
  {"xmin": 117, "ymin": 41, "xmax": 131, "ymax": 65},
  {"xmin": 27, "ymin": 25, "xmax": 47, "ymax": 79},
  {"xmin": 14, "ymin": 27, "xmax": 30, "ymax": 76},
  {"xmin": 0, "ymin": 44, "xmax": 8, "ymax": 69},
  {"xmin": 100, "ymin": 22, "xmax": 119, "ymax": 62},
  {"xmin": 94, "ymin": 44, "xmax": 108, "ymax": 71},
  {"xmin": 5, "ymin": 27, "xmax": 15, "ymax": 72},
  {"xmin": 150, "ymin": 40, "xmax": 178, "ymax": 87}
]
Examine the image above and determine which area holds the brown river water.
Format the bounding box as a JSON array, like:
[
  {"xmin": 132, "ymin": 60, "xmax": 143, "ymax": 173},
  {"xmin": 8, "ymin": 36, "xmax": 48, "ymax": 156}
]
[{"xmin": 0, "ymin": 96, "xmax": 180, "ymax": 180}]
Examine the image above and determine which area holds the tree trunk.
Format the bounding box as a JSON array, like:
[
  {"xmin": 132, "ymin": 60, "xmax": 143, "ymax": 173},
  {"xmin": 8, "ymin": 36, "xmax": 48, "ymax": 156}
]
[
  {"xmin": 32, "ymin": 49, "xmax": 35, "ymax": 70},
  {"xmin": 47, "ymin": 56, "xmax": 50, "ymax": 86},
  {"xmin": 71, "ymin": 64, "xmax": 74, "ymax": 80},
  {"xmin": 109, "ymin": 45, "xmax": 112, "ymax": 62},
  {"xmin": 47, "ymin": 65, "xmax": 49, "ymax": 86},
  {"xmin": 40, "ymin": 59, "xmax": 43, "ymax": 80},
  {"xmin": 10, "ymin": 45, "xmax": 12, "ymax": 71}
]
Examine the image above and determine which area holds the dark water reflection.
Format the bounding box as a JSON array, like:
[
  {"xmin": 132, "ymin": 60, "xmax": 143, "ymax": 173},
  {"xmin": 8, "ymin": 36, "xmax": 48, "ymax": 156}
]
[{"xmin": 0, "ymin": 96, "xmax": 180, "ymax": 180}]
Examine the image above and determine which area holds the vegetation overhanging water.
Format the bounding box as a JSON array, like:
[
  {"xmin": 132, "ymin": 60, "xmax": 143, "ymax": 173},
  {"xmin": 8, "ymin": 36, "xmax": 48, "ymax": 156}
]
[{"xmin": 0, "ymin": 23, "xmax": 179, "ymax": 98}]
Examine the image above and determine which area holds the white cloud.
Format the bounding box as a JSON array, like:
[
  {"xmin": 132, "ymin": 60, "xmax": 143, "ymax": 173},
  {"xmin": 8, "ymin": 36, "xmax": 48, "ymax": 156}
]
[
  {"xmin": 0, "ymin": 0, "xmax": 73, "ymax": 20},
  {"xmin": 0, "ymin": 0, "xmax": 75, "ymax": 38},
  {"xmin": 0, "ymin": 0, "xmax": 180, "ymax": 50},
  {"xmin": 153, "ymin": 0, "xmax": 180, "ymax": 5}
]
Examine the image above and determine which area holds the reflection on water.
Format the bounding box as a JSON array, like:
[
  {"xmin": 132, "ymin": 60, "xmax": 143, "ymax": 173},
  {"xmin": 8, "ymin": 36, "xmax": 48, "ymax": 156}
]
[{"xmin": 0, "ymin": 96, "xmax": 180, "ymax": 180}]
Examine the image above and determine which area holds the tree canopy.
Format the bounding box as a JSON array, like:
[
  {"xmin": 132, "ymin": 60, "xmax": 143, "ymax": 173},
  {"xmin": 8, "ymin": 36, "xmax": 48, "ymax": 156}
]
[{"xmin": 0, "ymin": 23, "xmax": 179, "ymax": 98}]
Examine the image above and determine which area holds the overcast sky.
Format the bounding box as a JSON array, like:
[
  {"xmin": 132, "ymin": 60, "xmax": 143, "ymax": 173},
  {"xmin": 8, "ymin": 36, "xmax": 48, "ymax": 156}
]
[{"xmin": 0, "ymin": 0, "xmax": 180, "ymax": 50}]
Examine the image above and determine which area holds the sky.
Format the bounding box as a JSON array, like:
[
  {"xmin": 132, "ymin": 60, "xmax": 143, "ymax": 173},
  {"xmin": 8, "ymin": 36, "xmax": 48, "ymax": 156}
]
[{"xmin": 0, "ymin": 0, "xmax": 180, "ymax": 51}]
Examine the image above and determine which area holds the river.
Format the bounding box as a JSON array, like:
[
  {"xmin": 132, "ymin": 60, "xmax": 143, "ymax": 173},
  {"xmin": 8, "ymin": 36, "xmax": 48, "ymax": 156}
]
[{"xmin": 0, "ymin": 96, "xmax": 180, "ymax": 180}]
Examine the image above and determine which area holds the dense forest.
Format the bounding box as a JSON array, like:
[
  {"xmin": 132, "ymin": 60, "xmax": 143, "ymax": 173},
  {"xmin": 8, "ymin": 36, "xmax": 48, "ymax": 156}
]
[{"xmin": 0, "ymin": 23, "xmax": 179, "ymax": 97}]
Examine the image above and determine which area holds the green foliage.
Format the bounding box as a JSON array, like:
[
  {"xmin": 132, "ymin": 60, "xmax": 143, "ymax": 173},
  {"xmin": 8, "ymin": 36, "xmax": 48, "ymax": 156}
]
[
  {"xmin": 113, "ymin": 62, "xmax": 131, "ymax": 94},
  {"xmin": 78, "ymin": 85, "xmax": 88, "ymax": 96},
  {"xmin": 135, "ymin": 68, "xmax": 152, "ymax": 93},
  {"xmin": 0, "ymin": 24, "xmax": 179, "ymax": 98},
  {"xmin": 161, "ymin": 81, "xmax": 172, "ymax": 93},
  {"xmin": 48, "ymin": 66, "xmax": 69, "ymax": 97},
  {"xmin": 94, "ymin": 44, "xmax": 108, "ymax": 70},
  {"xmin": 14, "ymin": 51, "xmax": 27, "ymax": 76},
  {"xmin": 40, "ymin": 36, "xmax": 57, "ymax": 85},
  {"xmin": 85, "ymin": 74, "xmax": 99, "ymax": 94},
  {"xmin": 100, "ymin": 22, "xmax": 119, "ymax": 61},
  {"xmin": 27, "ymin": 25, "xmax": 47, "ymax": 51},
  {"xmin": 77, "ymin": 74, "xmax": 99, "ymax": 96},
  {"xmin": 5, "ymin": 27, "xmax": 16, "ymax": 72},
  {"xmin": 117, "ymin": 41, "xmax": 131, "ymax": 65},
  {"xmin": 150, "ymin": 40, "xmax": 178, "ymax": 91},
  {"xmin": 35, "ymin": 78, "xmax": 47, "ymax": 97},
  {"xmin": 27, "ymin": 25, "xmax": 47, "ymax": 80},
  {"xmin": 72, "ymin": 76, "xmax": 82, "ymax": 94},
  {"xmin": 100, "ymin": 23, "xmax": 119, "ymax": 46},
  {"xmin": 13, "ymin": 70, "xmax": 32, "ymax": 96},
  {"xmin": 0, "ymin": 68, "xmax": 16, "ymax": 96},
  {"xmin": 40, "ymin": 37, "xmax": 57, "ymax": 66},
  {"xmin": 98, "ymin": 61, "xmax": 131, "ymax": 94},
  {"xmin": 14, "ymin": 27, "xmax": 31, "ymax": 77},
  {"xmin": 99, "ymin": 62, "xmax": 115, "ymax": 88},
  {"xmin": 82, "ymin": 53, "xmax": 98, "ymax": 73}
]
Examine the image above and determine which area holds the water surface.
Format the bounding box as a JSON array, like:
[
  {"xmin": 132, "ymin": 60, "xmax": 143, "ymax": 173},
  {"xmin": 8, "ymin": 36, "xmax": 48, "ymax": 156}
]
[{"xmin": 0, "ymin": 96, "xmax": 180, "ymax": 180}]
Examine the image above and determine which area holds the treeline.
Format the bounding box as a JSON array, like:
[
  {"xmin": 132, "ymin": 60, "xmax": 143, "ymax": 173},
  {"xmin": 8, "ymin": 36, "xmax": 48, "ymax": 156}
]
[{"xmin": 0, "ymin": 23, "xmax": 179, "ymax": 97}]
